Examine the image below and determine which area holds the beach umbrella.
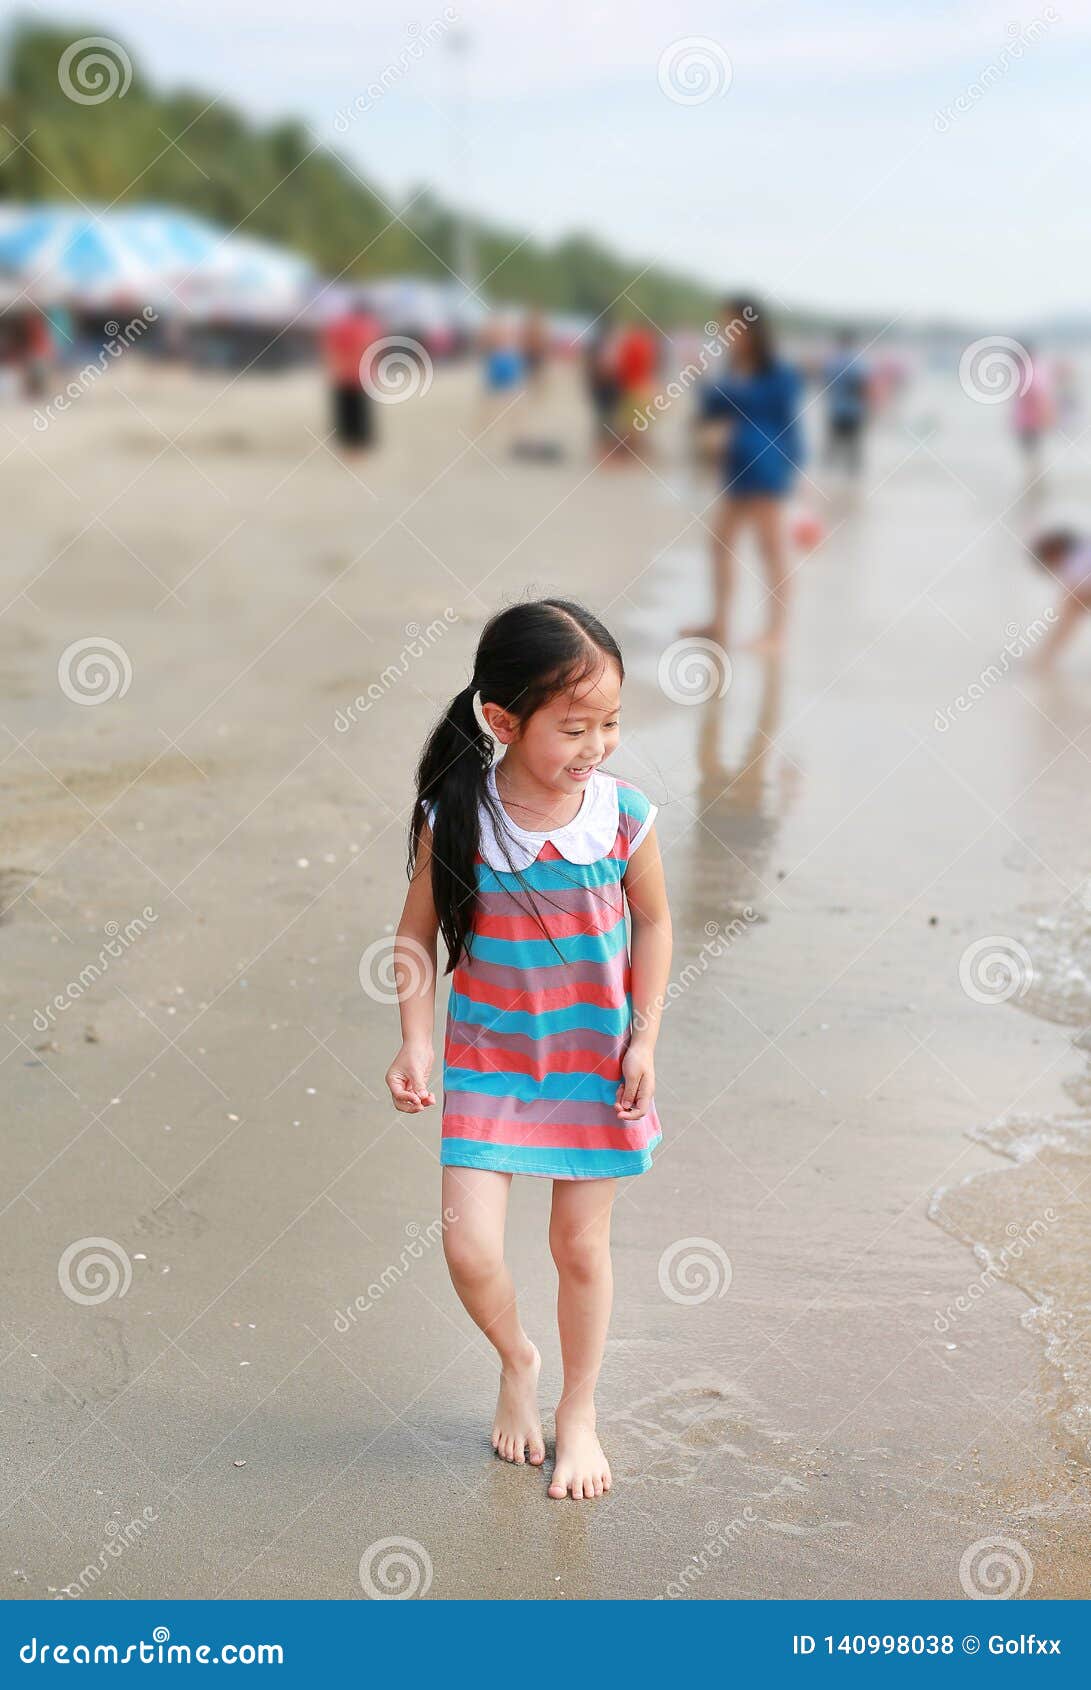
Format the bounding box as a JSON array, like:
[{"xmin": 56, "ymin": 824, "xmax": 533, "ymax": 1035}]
[
  {"xmin": 0, "ymin": 206, "xmax": 163, "ymax": 304},
  {"xmin": 176, "ymin": 231, "xmax": 315, "ymax": 323},
  {"xmin": 0, "ymin": 204, "xmax": 315, "ymax": 320}
]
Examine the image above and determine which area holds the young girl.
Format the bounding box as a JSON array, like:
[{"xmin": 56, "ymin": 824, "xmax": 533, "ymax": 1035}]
[{"xmin": 385, "ymin": 600, "xmax": 672, "ymax": 1500}]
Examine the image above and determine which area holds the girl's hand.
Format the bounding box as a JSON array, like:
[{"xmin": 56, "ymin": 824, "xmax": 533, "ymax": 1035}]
[
  {"xmin": 616, "ymin": 1040, "xmax": 654, "ymax": 1120},
  {"xmin": 386, "ymin": 1042, "xmax": 436, "ymax": 1113}
]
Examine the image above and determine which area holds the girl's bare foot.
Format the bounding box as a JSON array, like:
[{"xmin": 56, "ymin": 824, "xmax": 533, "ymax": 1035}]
[
  {"xmin": 548, "ymin": 1408, "xmax": 612, "ymax": 1499},
  {"xmin": 492, "ymin": 1343, "xmax": 545, "ymax": 1465}
]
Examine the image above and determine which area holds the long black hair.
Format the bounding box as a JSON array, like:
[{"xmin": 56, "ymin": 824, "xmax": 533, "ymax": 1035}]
[
  {"xmin": 727, "ymin": 296, "xmax": 776, "ymax": 374},
  {"xmin": 411, "ymin": 598, "xmax": 624, "ymax": 971}
]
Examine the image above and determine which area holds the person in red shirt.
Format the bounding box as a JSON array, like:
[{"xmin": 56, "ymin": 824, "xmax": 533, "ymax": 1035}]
[
  {"xmin": 323, "ymin": 301, "xmax": 382, "ymax": 451},
  {"xmin": 613, "ymin": 321, "xmax": 659, "ymax": 459},
  {"xmin": 615, "ymin": 323, "xmax": 657, "ymax": 392}
]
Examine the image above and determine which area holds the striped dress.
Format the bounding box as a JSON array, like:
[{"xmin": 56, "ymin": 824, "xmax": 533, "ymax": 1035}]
[{"xmin": 437, "ymin": 765, "xmax": 662, "ymax": 1180}]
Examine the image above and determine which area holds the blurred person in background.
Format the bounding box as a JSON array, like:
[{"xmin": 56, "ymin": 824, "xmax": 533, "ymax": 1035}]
[
  {"xmin": 477, "ymin": 314, "xmax": 525, "ymax": 447},
  {"xmin": 1013, "ymin": 344, "xmax": 1054, "ymax": 482},
  {"xmin": 613, "ymin": 316, "xmax": 659, "ymax": 462},
  {"xmin": 0, "ymin": 307, "xmax": 23, "ymax": 398},
  {"xmin": 512, "ymin": 307, "xmax": 566, "ymax": 460},
  {"xmin": 867, "ymin": 347, "xmax": 909, "ymax": 422},
  {"xmin": 521, "ymin": 308, "xmax": 550, "ymax": 391},
  {"xmin": 42, "ymin": 302, "xmax": 75, "ymax": 372},
  {"xmin": 323, "ymin": 297, "xmax": 382, "ymax": 452},
  {"xmin": 583, "ymin": 312, "xmax": 620, "ymax": 464},
  {"xmin": 823, "ymin": 328, "xmax": 869, "ymax": 479},
  {"xmin": 686, "ymin": 300, "xmax": 804, "ymax": 653},
  {"xmin": 1055, "ymin": 357, "xmax": 1080, "ymax": 434},
  {"xmin": 1028, "ymin": 527, "xmax": 1091, "ymax": 667},
  {"xmin": 23, "ymin": 309, "xmax": 54, "ymax": 399}
]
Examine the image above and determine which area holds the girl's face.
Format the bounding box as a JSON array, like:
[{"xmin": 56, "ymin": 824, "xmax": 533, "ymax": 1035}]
[{"xmin": 504, "ymin": 659, "xmax": 623, "ymax": 794}]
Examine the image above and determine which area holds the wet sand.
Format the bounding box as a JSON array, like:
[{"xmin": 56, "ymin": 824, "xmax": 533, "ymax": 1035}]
[{"xmin": 2, "ymin": 358, "xmax": 1091, "ymax": 1599}]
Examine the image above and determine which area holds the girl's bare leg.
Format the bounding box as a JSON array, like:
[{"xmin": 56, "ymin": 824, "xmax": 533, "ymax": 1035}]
[
  {"xmin": 746, "ymin": 495, "xmax": 790, "ymax": 652},
  {"xmin": 682, "ymin": 495, "xmax": 745, "ymax": 647},
  {"xmin": 548, "ymin": 1178, "xmax": 616, "ymax": 1499},
  {"xmin": 441, "ymin": 1166, "xmax": 544, "ymax": 1465}
]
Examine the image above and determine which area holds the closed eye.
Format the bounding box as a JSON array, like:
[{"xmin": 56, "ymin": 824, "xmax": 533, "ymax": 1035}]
[{"xmin": 563, "ymin": 718, "xmax": 619, "ymax": 735}]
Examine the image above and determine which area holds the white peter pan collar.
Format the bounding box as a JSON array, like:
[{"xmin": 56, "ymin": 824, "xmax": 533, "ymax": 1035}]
[{"xmin": 480, "ymin": 762, "xmax": 619, "ymax": 871}]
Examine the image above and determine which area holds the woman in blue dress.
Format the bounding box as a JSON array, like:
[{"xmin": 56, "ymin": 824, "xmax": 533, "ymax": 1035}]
[{"xmin": 686, "ymin": 300, "xmax": 805, "ymax": 654}]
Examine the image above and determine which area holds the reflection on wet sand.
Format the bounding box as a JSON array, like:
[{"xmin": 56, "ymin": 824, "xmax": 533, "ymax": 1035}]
[{"xmin": 685, "ymin": 655, "xmax": 801, "ymax": 925}]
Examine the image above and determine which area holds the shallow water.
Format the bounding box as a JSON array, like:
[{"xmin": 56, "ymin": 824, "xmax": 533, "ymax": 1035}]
[
  {"xmin": 1020, "ymin": 900, "xmax": 1091, "ymax": 1031},
  {"xmin": 930, "ymin": 897, "xmax": 1091, "ymax": 1462}
]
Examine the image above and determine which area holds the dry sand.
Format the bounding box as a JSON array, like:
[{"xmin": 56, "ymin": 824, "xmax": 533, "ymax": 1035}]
[{"xmin": 2, "ymin": 358, "xmax": 1091, "ymax": 1599}]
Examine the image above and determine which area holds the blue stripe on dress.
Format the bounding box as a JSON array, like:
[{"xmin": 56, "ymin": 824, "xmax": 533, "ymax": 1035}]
[
  {"xmin": 467, "ymin": 920, "xmax": 627, "ymax": 970},
  {"xmin": 440, "ymin": 1135, "xmax": 662, "ymax": 1178},
  {"xmin": 443, "ymin": 1067, "xmax": 620, "ymax": 1105},
  {"xmin": 476, "ymin": 857, "xmax": 623, "ymax": 894},
  {"xmin": 617, "ymin": 786, "xmax": 650, "ymax": 826},
  {"xmin": 448, "ymin": 992, "xmax": 632, "ymax": 1039}
]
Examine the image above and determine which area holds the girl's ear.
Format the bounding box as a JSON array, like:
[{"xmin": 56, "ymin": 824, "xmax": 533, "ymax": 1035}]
[{"xmin": 481, "ymin": 701, "xmax": 518, "ymax": 744}]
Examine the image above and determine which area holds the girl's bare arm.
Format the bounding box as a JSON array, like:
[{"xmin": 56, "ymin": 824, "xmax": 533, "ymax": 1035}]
[
  {"xmin": 618, "ymin": 827, "xmax": 672, "ymax": 1119},
  {"xmin": 385, "ymin": 823, "xmax": 441, "ymax": 1112}
]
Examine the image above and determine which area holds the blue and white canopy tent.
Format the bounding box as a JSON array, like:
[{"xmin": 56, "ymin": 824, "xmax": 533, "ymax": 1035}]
[{"xmin": 0, "ymin": 205, "xmax": 316, "ymax": 321}]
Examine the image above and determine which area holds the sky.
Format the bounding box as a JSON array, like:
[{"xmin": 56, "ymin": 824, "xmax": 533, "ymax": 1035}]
[{"xmin": 19, "ymin": 0, "xmax": 1091, "ymax": 323}]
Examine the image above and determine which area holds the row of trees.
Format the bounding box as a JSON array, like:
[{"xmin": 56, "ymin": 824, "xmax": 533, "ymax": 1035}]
[{"xmin": 0, "ymin": 22, "xmax": 719, "ymax": 324}]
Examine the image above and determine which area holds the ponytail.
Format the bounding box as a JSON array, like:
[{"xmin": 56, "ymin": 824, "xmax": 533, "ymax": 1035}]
[{"xmin": 411, "ymin": 683, "xmax": 492, "ymax": 971}]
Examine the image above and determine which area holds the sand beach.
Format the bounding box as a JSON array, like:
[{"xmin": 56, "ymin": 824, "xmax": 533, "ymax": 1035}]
[{"xmin": 3, "ymin": 360, "xmax": 1091, "ymax": 1598}]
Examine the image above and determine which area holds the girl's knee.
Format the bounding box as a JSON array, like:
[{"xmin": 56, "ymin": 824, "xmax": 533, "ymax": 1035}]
[
  {"xmin": 549, "ymin": 1222, "xmax": 609, "ymax": 1283},
  {"xmin": 443, "ymin": 1224, "xmax": 503, "ymax": 1285}
]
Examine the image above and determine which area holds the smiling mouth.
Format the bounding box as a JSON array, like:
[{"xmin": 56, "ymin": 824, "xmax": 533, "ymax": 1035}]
[{"xmin": 566, "ymin": 763, "xmax": 599, "ymax": 777}]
